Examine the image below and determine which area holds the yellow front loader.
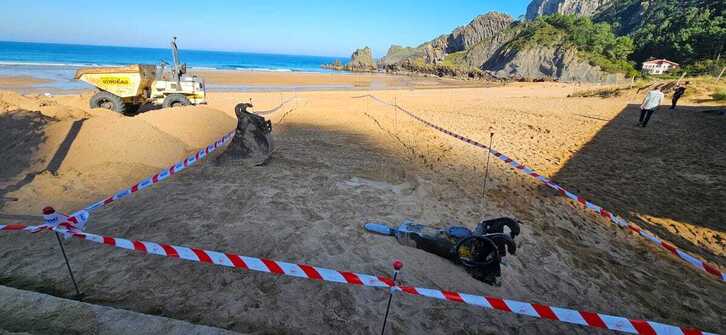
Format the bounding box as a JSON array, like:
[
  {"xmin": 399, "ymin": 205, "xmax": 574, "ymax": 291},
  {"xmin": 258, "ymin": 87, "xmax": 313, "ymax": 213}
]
[{"xmin": 75, "ymin": 38, "xmax": 206, "ymax": 114}]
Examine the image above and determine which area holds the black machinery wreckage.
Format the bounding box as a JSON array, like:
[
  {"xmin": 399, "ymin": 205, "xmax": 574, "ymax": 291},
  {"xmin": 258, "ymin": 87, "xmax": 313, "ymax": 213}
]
[
  {"xmin": 365, "ymin": 218, "xmax": 520, "ymax": 285},
  {"xmin": 224, "ymin": 101, "xmax": 520, "ymax": 286}
]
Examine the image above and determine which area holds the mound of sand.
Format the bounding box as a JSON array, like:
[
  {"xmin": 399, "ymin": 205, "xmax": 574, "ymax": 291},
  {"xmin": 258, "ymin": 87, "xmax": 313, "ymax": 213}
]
[
  {"xmin": 0, "ymin": 91, "xmax": 236, "ymax": 214},
  {"xmin": 46, "ymin": 116, "xmax": 189, "ymax": 173},
  {"xmin": 136, "ymin": 106, "xmax": 236, "ymax": 149}
]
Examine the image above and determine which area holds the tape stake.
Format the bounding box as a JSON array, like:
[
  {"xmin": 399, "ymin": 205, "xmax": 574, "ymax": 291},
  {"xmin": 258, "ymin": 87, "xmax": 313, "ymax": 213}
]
[
  {"xmin": 2, "ymin": 224, "xmax": 710, "ymax": 335},
  {"xmin": 43, "ymin": 207, "xmax": 83, "ymax": 297},
  {"xmin": 381, "ymin": 260, "xmax": 403, "ymax": 335},
  {"xmin": 363, "ymin": 95, "xmax": 724, "ymax": 283}
]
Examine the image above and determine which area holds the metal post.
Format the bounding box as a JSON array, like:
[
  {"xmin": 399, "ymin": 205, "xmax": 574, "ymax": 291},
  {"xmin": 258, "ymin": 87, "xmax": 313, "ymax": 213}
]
[
  {"xmin": 55, "ymin": 232, "xmax": 82, "ymax": 298},
  {"xmin": 482, "ymin": 132, "xmax": 494, "ymax": 197},
  {"xmin": 394, "ymin": 97, "xmax": 397, "ymax": 130},
  {"xmin": 380, "ymin": 260, "xmax": 403, "ymax": 335},
  {"xmin": 366, "ymin": 96, "xmax": 369, "ymax": 115}
]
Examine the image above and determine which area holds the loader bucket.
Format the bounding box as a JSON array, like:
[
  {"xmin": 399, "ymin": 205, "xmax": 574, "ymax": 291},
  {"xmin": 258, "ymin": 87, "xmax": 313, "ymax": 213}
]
[{"xmin": 223, "ymin": 103, "xmax": 273, "ymax": 166}]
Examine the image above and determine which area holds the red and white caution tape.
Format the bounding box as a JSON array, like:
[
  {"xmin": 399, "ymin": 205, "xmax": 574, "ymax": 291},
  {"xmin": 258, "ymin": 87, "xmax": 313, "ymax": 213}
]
[
  {"xmin": 359, "ymin": 95, "xmax": 725, "ymax": 282},
  {"xmin": 0, "ymin": 223, "xmax": 715, "ymax": 335},
  {"xmin": 82, "ymin": 131, "xmax": 234, "ymax": 213},
  {"xmin": 0, "ymin": 131, "xmax": 233, "ymax": 232}
]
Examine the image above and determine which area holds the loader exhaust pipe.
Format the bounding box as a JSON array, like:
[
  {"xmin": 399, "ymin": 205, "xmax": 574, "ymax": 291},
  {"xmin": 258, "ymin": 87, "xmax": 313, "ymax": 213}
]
[{"xmin": 170, "ymin": 37, "xmax": 186, "ymax": 83}]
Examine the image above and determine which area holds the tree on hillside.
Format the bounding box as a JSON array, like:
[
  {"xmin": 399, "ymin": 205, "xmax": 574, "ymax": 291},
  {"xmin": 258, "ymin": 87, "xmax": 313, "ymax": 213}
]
[
  {"xmin": 516, "ymin": 14, "xmax": 637, "ymax": 75},
  {"xmin": 595, "ymin": 0, "xmax": 725, "ymax": 65}
]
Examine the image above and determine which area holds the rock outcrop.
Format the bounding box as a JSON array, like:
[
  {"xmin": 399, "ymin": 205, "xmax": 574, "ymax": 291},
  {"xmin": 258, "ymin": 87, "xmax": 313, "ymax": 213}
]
[
  {"xmin": 380, "ymin": 45, "xmax": 423, "ymax": 66},
  {"xmin": 387, "ymin": 12, "xmax": 513, "ymax": 65},
  {"xmin": 525, "ymin": 0, "xmax": 612, "ymax": 20},
  {"xmin": 348, "ymin": 47, "xmax": 375, "ymax": 70},
  {"xmin": 592, "ymin": 0, "xmax": 648, "ymax": 35},
  {"xmin": 381, "ymin": 12, "xmax": 513, "ymax": 68},
  {"xmin": 446, "ymin": 12, "xmax": 514, "ymax": 53},
  {"xmin": 484, "ymin": 45, "xmax": 623, "ymax": 82},
  {"xmin": 459, "ymin": 24, "xmax": 519, "ymax": 69},
  {"xmin": 321, "ymin": 47, "xmax": 376, "ymax": 72},
  {"xmin": 352, "ymin": 8, "xmax": 624, "ymax": 82}
]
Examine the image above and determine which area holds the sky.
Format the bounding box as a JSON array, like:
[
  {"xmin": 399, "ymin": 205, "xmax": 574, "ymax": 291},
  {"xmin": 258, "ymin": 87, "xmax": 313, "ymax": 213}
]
[{"xmin": 0, "ymin": 0, "xmax": 531, "ymax": 57}]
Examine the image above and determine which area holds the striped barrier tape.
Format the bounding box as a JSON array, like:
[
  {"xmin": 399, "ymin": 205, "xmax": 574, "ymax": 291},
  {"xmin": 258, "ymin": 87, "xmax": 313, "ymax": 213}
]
[
  {"xmin": 82, "ymin": 131, "xmax": 234, "ymax": 214},
  {"xmin": 0, "ymin": 223, "xmax": 714, "ymax": 335},
  {"xmin": 256, "ymin": 96, "xmax": 297, "ymax": 116},
  {"xmin": 358, "ymin": 95, "xmax": 725, "ymax": 282},
  {"xmin": 1, "ymin": 130, "xmax": 234, "ymax": 231}
]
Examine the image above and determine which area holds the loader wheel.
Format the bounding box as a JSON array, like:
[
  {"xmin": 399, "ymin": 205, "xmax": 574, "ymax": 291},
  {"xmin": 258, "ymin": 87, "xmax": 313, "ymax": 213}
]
[
  {"xmin": 162, "ymin": 94, "xmax": 191, "ymax": 108},
  {"xmin": 90, "ymin": 91, "xmax": 127, "ymax": 114}
]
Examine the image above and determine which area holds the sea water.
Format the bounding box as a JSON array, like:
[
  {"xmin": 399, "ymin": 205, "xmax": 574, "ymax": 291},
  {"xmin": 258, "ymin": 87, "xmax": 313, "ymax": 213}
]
[{"xmin": 0, "ymin": 41, "xmax": 344, "ymax": 90}]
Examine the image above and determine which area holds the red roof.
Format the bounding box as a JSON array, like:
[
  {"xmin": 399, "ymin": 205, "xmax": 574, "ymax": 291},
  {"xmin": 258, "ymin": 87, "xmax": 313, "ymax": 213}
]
[{"xmin": 642, "ymin": 59, "xmax": 680, "ymax": 66}]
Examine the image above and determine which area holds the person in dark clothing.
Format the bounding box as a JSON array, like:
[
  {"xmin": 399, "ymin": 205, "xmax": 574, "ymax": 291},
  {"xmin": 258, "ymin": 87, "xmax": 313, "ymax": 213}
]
[{"xmin": 671, "ymin": 81, "xmax": 689, "ymax": 110}]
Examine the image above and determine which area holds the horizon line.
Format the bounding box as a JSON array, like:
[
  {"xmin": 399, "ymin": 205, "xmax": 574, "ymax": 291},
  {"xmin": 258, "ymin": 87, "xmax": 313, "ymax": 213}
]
[{"xmin": 0, "ymin": 39, "xmax": 350, "ymax": 60}]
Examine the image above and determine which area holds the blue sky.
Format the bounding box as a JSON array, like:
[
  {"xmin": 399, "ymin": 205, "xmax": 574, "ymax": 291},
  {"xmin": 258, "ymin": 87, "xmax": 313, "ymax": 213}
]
[{"xmin": 0, "ymin": 1, "xmax": 531, "ymax": 57}]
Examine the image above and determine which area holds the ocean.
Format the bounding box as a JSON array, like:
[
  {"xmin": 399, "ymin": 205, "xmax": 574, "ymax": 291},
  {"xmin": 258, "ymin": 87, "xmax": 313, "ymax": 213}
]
[{"xmin": 0, "ymin": 41, "xmax": 344, "ymax": 90}]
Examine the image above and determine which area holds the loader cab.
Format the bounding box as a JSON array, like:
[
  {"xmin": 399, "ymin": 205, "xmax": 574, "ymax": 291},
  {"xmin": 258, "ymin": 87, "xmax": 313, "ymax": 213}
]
[
  {"xmin": 149, "ymin": 76, "xmax": 206, "ymax": 105},
  {"xmin": 148, "ymin": 38, "xmax": 207, "ymax": 106}
]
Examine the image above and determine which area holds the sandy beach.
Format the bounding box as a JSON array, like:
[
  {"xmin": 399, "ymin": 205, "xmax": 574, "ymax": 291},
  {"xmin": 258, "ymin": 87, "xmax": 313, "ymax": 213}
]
[
  {"xmin": 0, "ymin": 69, "xmax": 488, "ymax": 94},
  {"xmin": 0, "ymin": 75, "xmax": 51, "ymax": 88},
  {"xmin": 0, "ymin": 74, "xmax": 724, "ymax": 334}
]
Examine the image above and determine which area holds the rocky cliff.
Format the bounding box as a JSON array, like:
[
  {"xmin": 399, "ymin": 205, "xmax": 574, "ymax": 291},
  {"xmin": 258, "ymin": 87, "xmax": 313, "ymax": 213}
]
[
  {"xmin": 348, "ymin": 47, "xmax": 376, "ymax": 69},
  {"xmin": 377, "ymin": 11, "xmax": 619, "ymax": 82},
  {"xmin": 525, "ymin": 0, "xmax": 649, "ymax": 35},
  {"xmin": 525, "ymin": 0, "xmax": 612, "ymax": 20},
  {"xmin": 484, "ymin": 44, "xmax": 622, "ymax": 82},
  {"xmin": 322, "ymin": 47, "xmax": 376, "ymax": 72},
  {"xmin": 380, "ymin": 12, "xmax": 513, "ymax": 66},
  {"xmin": 440, "ymin": 12, "xmax": 514, "ymax": 54}
]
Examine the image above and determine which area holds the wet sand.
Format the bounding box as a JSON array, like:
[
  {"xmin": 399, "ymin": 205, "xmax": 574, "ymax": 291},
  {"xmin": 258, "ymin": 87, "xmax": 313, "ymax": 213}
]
[
  {"xmin": 0, "ymin": 75, "xmax": 51, "ymax": 88},
  {"xmin": 0, "ymin": 69, "xmax": 487, "ymax": 94}
]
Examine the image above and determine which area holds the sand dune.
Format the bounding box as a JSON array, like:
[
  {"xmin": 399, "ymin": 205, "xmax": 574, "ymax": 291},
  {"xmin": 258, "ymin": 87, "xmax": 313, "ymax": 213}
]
[{"xmin": 0, "ymin": 91, "xmax": 235, "ymax": 214}]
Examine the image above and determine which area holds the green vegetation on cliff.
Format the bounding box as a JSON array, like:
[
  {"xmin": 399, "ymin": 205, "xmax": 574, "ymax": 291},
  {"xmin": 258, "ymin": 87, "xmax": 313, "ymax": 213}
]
[
  {"xmin": 382, "ymin": 57, "xmax": 487, "ymax": 80},
  {"xmin": 509, "ymin": 14, "xmax": 637, "ymax": 76},
  {"xmin": 595, "ymin": 0, "xmax": 725, "ymax": 68},
  {"xmin": 381, "ymin": 45, "xmax": 424, "ymax": 65},
  {"xmin": 441, "ymin": 51, "xmax": 467, "ymax": 68}
]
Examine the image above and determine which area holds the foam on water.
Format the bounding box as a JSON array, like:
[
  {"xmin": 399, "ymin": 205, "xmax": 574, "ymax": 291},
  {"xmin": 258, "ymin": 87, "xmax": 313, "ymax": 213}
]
[{"xmin": 0, "ymin": 41, "xmax": 346, "ymax": 90}]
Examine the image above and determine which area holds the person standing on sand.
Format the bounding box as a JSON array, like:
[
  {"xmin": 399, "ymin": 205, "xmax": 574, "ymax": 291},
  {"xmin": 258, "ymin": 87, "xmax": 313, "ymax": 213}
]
[
  {"xmin": 637, "ymin": 85, "xmax": 664, "ymax": 127},
  {"xmin": 670, "ymin": 81, "xmax": 689, "ymax": 110}
]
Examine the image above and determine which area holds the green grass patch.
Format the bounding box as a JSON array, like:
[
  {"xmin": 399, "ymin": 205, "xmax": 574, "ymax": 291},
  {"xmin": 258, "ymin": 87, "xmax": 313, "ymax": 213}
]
[
  {"xmin": 508, "ymin": 14, "xmax": 637, "ymax": 76},
  {"xmin": 441, "ymin": 51, "xmax": 467, "ymax": 68}
]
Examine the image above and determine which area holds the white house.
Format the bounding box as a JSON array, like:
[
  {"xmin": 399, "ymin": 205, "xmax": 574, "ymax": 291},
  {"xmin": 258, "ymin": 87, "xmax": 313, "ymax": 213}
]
[{"xmin": 641, "ymin": 59, "xmax": 680, "ymax": 75}]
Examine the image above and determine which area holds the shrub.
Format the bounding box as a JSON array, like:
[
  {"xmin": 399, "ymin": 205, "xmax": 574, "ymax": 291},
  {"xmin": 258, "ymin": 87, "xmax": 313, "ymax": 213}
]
[{"xmin": 509, "ymin": 14, "xmax": 636, "ymax": 75}]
